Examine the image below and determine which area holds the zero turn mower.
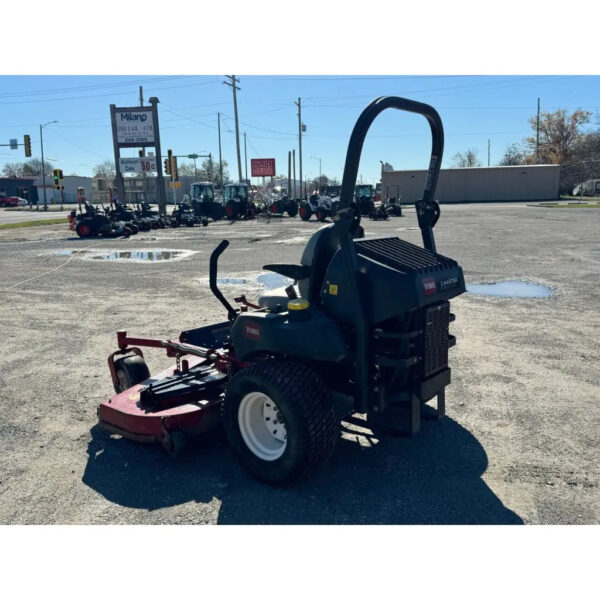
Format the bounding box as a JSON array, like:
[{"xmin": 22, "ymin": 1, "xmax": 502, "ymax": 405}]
[
  {"xmin": 98, "ymin": 96, "xmax": 465, "ymax": 484},
  {"xmin": 69, "ymin": 200, "xmax": 136, "ymax": 238}
]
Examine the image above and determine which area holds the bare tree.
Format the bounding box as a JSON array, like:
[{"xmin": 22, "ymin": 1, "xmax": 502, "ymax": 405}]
[
  {"xmin": 93, "ymin": 160, "xmax": 116, "ymax": 178},
  {"xmin": 20, "ymin": 159, "xmax": 54, "ymax": 176},
  {"xmin": 499, "ymin": 143, "xmax": 526, "ymax": 166},
  {"xmin": 451, "ymin": 148, "xmax": 481, "ymax": 168},
  {"xmin": 2, "ymin": 162, "xmax": 25, "ymax": 177}
]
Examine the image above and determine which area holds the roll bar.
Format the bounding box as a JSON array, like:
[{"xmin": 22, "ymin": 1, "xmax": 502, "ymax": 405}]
[
  {"xmin": 334, "ymin": 96, "xmax": 445, "ymax": 412},
  {"xmin": 337, "ymin": 96, "xmax": 444, "ymax": 253}
]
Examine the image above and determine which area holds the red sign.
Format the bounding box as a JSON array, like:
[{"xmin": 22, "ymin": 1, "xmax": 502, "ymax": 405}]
[{"xmin": 251, "ymin": 158, "xmax": 276, "ymax": 177}]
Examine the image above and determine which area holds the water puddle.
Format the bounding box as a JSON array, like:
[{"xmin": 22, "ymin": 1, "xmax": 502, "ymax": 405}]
[
  {"xmin": 467, "ymin": 280, "xmax": 552, "ymax": 298},
  {"xmin": 55, "ymin": 248, "xmax": 196, "ymax": 262},
  {"xmin": 215, "ymin": 272, "xmax": 293, "ymax": 290}
]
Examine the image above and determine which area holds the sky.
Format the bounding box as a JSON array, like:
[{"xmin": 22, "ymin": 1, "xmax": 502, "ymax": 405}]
[{"xmin": 0, "ymin": 75, "xmax": 598, "ymax": 185}]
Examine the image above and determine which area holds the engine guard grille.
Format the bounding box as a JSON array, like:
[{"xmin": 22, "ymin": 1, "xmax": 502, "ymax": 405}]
[{"xmin": 423, "ymin": 302, "xmax": 450, "ymax": 377}]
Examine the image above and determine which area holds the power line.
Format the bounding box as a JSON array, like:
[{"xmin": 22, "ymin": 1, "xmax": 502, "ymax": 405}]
[{"xmin": 0, "ymin": 76, "xmax": 193, "ymax": 99}]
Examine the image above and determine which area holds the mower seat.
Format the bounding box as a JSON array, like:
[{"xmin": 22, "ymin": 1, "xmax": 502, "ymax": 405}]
[{"xmin": 261, "ymin": 222, "xmax": 364, "ymax": 305}]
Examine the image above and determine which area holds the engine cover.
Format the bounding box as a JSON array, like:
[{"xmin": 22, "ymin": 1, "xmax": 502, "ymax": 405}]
[{"xmin": 320, "ymin": 236, "xmax": 465, "ymax": 325}]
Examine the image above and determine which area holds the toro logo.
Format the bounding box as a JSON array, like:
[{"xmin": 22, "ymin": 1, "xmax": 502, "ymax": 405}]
[
  {"xmin": 244, "ymin": 324, "xmax": 261, "ymax": 339},
  {"xmin": 422, "ymin": 277, "xmax": 437, "ymax": 296}
]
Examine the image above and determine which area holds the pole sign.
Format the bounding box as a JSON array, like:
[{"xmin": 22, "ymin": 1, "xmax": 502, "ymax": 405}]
[
  {"xmin": 9, "ymin": 138, "xmax": 18, "ymax": 149},
  {"xmin": 119, "ymin": 157, "xmax": 157, "ymax": 173},
  {"xmin": 113, "ymin": 107, "xmax": 155, "ymax": 146},
  {"xmin": 251, "ymin": 158, "xmax": 276, "ymax": 177}
]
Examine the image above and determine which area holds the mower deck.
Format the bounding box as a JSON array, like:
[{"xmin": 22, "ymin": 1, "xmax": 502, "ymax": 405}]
[{"xmin": 98, "ymin": 355, "xmax": 224, "ymax": 451}]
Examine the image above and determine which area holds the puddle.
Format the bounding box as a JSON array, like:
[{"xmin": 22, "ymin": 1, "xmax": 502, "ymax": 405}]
[
  {"xmin": 214, "ymin": 272, "xmax": 293, "ymax": 291},
  {"xmin": 467, "ymin": 280, "xmax": 552, "ymax": 298},
  {"xmin": 55, "ymin": 248, "xmax": 196, "ymax": 262},
  {"xmin": 90, "ymin": 250, "xmax": 187, "ymax": 262}
]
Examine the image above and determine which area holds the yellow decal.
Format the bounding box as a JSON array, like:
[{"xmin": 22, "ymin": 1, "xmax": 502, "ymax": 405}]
[
  {"xmin": 329, "ymin": 284, "xmax": 338, "ymax": 295},
  {"xmin": 129, "ymin": 393, "xmax": 140, "ymax": 401}
]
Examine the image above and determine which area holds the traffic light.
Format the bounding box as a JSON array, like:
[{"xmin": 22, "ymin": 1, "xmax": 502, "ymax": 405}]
[
  {"xmin": 164, "ymin": 149, "xmax": 172, "ymax": 176},
  {"xmin": 52, "ymin": 169, "xmax": 64, "ymax": 189},
  {"xmin": 172, "ymin": 156, "xmax": 178, "ymax": 181},
  {"xmin": 24, "ymin": 134, "xmax": 31, "ymax": 157}
]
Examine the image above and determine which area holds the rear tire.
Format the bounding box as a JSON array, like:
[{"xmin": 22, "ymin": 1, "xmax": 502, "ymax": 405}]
[
  {"xmin": 114, "ymin": 355, "xmax": 151, "ymax": 393},
  {"xmin": 222, "ymin": 360, "xmax": 339, "ymax": 484},
  {"xmin": 299, "ymin": 203, "xmax": 311, "ymax": 221},
  {"xmin": 316, "ymin": 208, "xmax": 328, "ymax": 222},
  {"xmin": 226, "ymin": 201, "xmax": 238, "ymax": 220},
  {"xmin": 286, "ymin": 201, "xmax": 298, "ymax": 218},
  {"xmin": 75, "ymin": 222, "xmax": 93, "ymax": 238}
]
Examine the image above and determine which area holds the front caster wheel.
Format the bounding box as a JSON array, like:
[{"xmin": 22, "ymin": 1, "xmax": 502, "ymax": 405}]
[{"xmin": 222, "ymin": 360, "xmax": 339, "ymax": 484}]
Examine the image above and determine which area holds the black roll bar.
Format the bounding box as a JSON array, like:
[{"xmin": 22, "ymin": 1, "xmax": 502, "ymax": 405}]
[
  {"xmin": 338, "ymin": 95, "xmax": 444, "ymax": 253},
  {"xmin": 334, "ymin": 96, "xmax": 445, "ymax": 413}
]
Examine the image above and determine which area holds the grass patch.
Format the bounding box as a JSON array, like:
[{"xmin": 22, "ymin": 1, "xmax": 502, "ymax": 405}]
[
  {"xmin": 0, "ymin": 218, "xmax": 67, "ymax": 230},
  {"xmin": 4, "ymin": 206, "xmax": 68, "ymax": 212}
]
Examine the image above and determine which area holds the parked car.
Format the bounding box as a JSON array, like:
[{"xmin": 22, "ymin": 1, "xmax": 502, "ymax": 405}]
[{"xmin": 0, "ymin": 196, "xmax": 27, "ymax": 207}]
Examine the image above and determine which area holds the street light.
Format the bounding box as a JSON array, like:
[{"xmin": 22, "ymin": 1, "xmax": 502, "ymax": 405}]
[
  {"xmin": 310, "ymin": 156, "xmax": 321, "ymax": 190},
  {"xmin": 40, "ymin": 121, "xmax": 58, "ymax": 211}
]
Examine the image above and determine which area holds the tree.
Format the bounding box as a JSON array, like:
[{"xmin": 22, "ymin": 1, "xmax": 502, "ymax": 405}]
[
  {"xmin": 499, "ymin": 143, "xmax": 526, "ymax": 166},
  {"xmin": 93, "ymin": 160, "xmax": 116, "ymax": 178},
  {"xmin": 177, "ymin": 162, "xmax": 196, "ymax": 176},
  {"xmin": 316, "ymin": 174, "xmax": 330, "ymax": 187},
  {"xmin": 451, "ymin": 148, "xmax": 481, "ymax": 168},
  {"xmin": 2, "ymin": 162, "xmax": 25, "ymax": 177},
  {"xmin": 199, "ymin": 158, "xmax": 229, "ymax": 187},
  {"xmin": 526, "ymin": 108, "xmax": 591, "ymax": 165}
]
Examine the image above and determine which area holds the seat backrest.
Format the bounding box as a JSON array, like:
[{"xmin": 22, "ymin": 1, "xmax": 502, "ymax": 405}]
[{"xmin": 298, "ymin": 224, "xmax": 342, "ymax": 301}]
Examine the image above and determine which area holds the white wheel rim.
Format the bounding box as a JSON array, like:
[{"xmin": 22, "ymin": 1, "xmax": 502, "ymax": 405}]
[{"xmin": 238, "ymin": 392, "xmax": 287, "ymax": 461}]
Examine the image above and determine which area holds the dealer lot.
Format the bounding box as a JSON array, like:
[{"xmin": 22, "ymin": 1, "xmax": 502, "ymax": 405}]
[{"xmin": 0, "ymin": 202, "xmax": 598, "ymax": 524}]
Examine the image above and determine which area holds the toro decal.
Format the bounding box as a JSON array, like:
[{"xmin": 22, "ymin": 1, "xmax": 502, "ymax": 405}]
[
  {"xmin": 422, "ymin": 277, "xmax": 437, "ymax": 296},
  {"xmin": 244, "ymin": 324, "xmax": 261, "ymax": 339}
]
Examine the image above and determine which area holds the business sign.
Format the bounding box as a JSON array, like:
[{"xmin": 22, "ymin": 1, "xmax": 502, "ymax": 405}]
[
  {"xmin": 114, "ymin": 107, "xmax": 154, "ymax": 146},
  {"xmin": 251, "ymin": 158, "xmax": 276, "ymax": 177},
  {"xmin": 119, "ymin": 157, "xmax": 157, "ymax": 173}
]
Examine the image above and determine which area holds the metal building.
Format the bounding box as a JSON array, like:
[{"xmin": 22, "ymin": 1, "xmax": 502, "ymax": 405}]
[{"xmin": 381, "ymin": 164, "xmax": 560, "ymax": 204}]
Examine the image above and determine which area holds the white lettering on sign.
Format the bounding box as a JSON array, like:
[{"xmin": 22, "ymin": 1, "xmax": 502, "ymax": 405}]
[{"xmin": 115, "ymin": 108, "xmax": 154, "ymax": 145}]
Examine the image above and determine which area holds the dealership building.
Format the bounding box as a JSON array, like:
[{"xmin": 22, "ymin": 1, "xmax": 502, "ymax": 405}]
[{"xmin": 381, "ymin": 164, "xmax": 560, "ymax": 204}]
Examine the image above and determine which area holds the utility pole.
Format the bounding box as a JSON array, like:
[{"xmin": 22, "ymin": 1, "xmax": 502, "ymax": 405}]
[
  {"xmin": 217, "ymin": 112, "xmax": 224, "ymax": 191},
  {"xmin": 244, "ymin": 132, "xmax": 248, "ymax": 182},
  {"xmin": 148, "ymin": 97, "xmax": 166, "ymax": 215},
  {"xmin": 487, "ymin": 139, "xmax": 490, "ymax": 167},
  {"xmin": 295, "ymin": 97, "xmax": 303, "ymax": 199},
  {"xmin": 39, "ymin": 121, "xmax": 58, "ymax": 211},
  {"xmin": 292, "ymin": 149, "xmax": 296, "ymax": 198},
  {"xmin": 139, "ymin": 86, "xmax": 147, "ymax": 204},
  {"xmin": 223, "ymin": 75, "xmax": 243, "ymax": 182},
  {"xmin": 288, "ymin": 151, "xmax": 292, "ymax": 199},
  {"xmin": 536, "ymin": 97, "xmax": 541, "ymax": 164}
]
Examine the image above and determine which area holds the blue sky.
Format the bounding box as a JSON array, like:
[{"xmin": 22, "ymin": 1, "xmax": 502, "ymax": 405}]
[{"xmin": 0, "ymin": 75, "xmax": 598, "ymax": 184}]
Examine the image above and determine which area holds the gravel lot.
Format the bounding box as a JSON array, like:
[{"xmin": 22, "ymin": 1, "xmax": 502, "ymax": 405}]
[{"xmin": 0, "ymin": 203, "xmax": 598, "ymax": 524}]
